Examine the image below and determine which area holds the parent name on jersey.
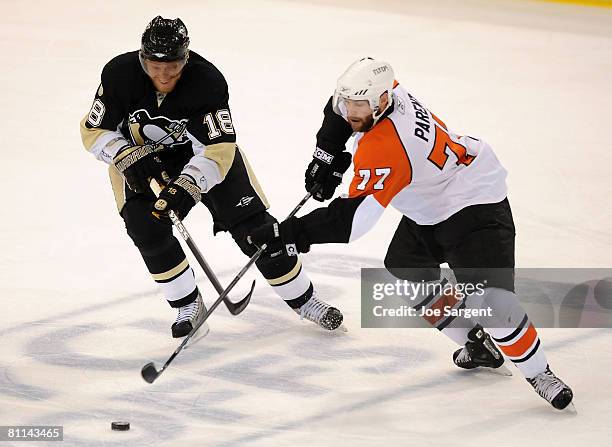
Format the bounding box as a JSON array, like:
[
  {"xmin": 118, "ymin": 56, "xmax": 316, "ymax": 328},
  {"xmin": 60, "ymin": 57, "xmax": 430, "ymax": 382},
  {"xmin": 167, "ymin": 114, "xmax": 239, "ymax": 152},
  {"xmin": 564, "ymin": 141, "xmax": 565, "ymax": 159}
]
[{"xmin": 408, "ymin": 92, "xmax": 432, "ymax": 142}]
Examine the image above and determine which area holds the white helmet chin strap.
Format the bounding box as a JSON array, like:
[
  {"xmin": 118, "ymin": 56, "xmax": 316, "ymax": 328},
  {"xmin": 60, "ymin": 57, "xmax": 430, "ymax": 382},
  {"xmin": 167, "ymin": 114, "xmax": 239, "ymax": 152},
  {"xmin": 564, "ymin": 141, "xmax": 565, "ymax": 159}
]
[{"xmin": 371, "ymin": 91, "xmax": 393, "ymax": 127}]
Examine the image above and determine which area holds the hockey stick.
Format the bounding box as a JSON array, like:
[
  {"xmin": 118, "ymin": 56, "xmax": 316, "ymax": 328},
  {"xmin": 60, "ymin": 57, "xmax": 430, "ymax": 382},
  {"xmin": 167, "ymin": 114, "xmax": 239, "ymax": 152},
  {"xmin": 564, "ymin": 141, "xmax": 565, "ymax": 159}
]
[
  {"xmin": 145, "ymin": 123, "xmax": 251, "ymax": 314},
  {"xmin": 141, "ymin": 184, "xmax": 319, "ymax": 383},
  {"xmin": 149, "ymin": 179, "xmax": 252, "ymax": 315}
]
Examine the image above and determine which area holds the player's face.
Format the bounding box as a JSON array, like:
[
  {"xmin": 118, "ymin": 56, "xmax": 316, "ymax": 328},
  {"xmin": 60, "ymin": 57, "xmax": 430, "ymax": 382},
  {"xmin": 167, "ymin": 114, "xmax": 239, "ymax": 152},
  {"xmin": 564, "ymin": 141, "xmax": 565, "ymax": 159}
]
[
  {"xmin": 344, "ymin": 99, "xmax": 375, "ymax": 132},
  {"xmin": 142, "ymin": 59, "xmax": 185, "ymax": 93}
]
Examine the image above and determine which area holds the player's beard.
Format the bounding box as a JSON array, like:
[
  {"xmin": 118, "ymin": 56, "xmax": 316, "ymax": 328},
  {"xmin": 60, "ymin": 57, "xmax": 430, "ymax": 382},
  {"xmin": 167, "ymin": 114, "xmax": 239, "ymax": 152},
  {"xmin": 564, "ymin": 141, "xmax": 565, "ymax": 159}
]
[{"xmin": 348, "ymin": 114, "xmax": 375, "ymax": 132}]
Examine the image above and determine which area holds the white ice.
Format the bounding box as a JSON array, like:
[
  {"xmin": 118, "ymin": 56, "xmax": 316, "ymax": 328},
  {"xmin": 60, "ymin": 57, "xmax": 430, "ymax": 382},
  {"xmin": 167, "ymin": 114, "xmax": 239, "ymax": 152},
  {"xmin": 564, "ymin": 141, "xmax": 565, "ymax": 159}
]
[{"xmin": 1, "ymin": 0, "xmax": 611, "ymax": 445}]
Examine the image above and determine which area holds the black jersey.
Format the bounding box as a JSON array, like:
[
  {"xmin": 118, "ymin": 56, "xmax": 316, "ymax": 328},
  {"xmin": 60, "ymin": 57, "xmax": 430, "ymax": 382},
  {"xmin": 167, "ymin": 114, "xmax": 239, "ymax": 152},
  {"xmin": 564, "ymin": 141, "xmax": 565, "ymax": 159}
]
[
  {"xmin": 85, "ymin": 50, "xmax": 234, "ymax": 148},
  {"xmin": 315, "ymin": 97, "xmax": 353, "ymax": 156},
  {"xmin": 81, "ymin": 50, "xmax": 237, "ymax": 188},
  {"xmin": 81, "ymin": 50, "xmax": 269, "ymax": 223}
]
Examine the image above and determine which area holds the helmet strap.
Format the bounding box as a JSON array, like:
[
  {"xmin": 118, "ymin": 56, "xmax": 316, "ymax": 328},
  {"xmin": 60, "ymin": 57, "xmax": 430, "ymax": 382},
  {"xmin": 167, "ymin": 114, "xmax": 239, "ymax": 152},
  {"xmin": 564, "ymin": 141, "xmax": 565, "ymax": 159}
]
[{"xmin": 371, "ymin": 91, "xmax": 393, "ymax": 126}]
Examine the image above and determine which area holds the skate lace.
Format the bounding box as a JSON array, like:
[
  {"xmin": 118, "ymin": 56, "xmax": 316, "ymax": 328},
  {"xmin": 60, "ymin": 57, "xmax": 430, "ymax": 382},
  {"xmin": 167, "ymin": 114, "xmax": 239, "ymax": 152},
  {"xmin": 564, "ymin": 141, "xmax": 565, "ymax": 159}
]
[
  {"xmin": 298, "ymin": 297, "xmax": 329, "ymax": 324},
  {"xmin": 531, "ymin": 370, "xmax": 564, "ymax": 402},
  {"xmin": 176, "ymin": 299, "xmax": 199, "ymax": 323}
]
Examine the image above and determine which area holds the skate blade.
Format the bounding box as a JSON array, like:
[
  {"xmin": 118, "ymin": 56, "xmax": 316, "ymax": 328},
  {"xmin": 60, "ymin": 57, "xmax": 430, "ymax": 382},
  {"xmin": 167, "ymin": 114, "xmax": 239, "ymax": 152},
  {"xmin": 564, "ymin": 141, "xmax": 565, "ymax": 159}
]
[
  {"xmin": 562, "ymin": 402, "xmax": 578, "ymax": 414},
  {"xmin": 185, "ymin": 323, "xmax": 210, "ymax": 349},
  {"xmin": 338, "ymin": 324, "xmax": 348, "ymax": 332},
  {"xmin": 481, "ymin": 364, "xmax": 513, "ymax": 377}
]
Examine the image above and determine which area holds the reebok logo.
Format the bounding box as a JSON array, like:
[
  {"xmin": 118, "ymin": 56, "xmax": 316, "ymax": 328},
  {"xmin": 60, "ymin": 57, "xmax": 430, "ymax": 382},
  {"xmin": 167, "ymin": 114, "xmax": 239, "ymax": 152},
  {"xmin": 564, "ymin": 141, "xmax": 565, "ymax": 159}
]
[{"xmin": 236, "ymin": 196, "xmax": 254, "ymax": 207}]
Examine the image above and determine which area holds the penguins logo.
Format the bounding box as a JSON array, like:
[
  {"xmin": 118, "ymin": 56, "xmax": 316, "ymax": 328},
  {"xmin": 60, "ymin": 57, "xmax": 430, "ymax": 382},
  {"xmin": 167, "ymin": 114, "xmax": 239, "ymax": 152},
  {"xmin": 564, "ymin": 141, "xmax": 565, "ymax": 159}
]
[{"xmin": 128, "ymin": 109, "xmax": 189, "ymax": 147}]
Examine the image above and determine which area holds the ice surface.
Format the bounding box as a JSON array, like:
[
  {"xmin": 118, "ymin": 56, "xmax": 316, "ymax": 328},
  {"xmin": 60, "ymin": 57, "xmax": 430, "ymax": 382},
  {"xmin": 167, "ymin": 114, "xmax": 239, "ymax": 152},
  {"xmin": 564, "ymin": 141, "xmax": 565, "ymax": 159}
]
[{"xmin": 1, "ymin": 0, "xmax": 611, "ymax": 445}]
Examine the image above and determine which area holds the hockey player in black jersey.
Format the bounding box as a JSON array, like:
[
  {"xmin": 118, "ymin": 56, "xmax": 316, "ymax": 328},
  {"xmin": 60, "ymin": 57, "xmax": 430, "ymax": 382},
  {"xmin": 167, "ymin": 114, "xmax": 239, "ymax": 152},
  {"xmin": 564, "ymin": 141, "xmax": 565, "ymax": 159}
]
[{"xmin": 80, "ymin": 16, "xmax": 343, "ymax": 338}]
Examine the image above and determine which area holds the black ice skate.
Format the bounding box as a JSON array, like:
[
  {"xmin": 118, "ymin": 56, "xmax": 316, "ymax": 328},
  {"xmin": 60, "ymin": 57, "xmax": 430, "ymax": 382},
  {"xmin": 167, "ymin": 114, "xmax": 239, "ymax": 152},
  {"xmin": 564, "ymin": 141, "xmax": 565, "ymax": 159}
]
[
  {"xmin": 296, "ymin": 294, "xmax": 343, "ymax": 330},
  {"xmin": 527, "ymin": 365, "xmax": 574, "ymax": 410},
  {"xmin": 453, "ymin": 324, "xmax": 511, "ymax": 375},
  {"xmin": 172, "ymin": 293, "xmax": 209, "ymax": 340}
]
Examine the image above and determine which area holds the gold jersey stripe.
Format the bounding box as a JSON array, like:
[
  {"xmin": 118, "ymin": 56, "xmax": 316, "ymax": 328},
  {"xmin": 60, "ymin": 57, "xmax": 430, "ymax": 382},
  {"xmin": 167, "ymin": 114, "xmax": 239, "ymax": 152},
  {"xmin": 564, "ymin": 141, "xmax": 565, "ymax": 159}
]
[
  {"xmin": 238, "ymin": 146, "xmax": 270, "ymax": 209},
  {"xmin": 267, "ymin": 259, "xmax": 302, "ymax": 286},
  {"xmin": 109, "ymin": 164, "xmax": 127, "ymax": 213},
  {"xmin": 80, "ymin": 114, "xmax": 112, "ymax": 152},
  {"xmin": 152, "ymin": 258, "xmax": 190, "ymax": 282},
  {"xmin": 205, "ymin": 142, "xmax": 236, "ymax": 180}
]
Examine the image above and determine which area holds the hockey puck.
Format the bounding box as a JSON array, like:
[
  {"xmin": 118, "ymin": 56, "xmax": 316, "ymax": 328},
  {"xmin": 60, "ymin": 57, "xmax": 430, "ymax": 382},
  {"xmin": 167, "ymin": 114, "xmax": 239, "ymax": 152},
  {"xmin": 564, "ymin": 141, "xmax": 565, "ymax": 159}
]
[{"xmin": 111, "ymin": 421, "xmax": 130, "ymax": 431}]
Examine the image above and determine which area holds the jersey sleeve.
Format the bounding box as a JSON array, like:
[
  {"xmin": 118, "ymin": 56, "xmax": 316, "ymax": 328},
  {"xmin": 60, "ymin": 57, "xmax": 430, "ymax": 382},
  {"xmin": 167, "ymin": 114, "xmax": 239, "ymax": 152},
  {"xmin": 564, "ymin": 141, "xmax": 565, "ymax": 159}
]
[
  {"xmin": 348, "ymin": 119, "xmax": 412, "ymax": 205},
  {"xmin": 315, "ymin": 97, "xmax": 353, "ymax": 155},
  {"xmin": 79, "ymin": 60, "xmax": 131, "ymax": 164},
  {"xmin": 291, "ymin": 196, "xmax": 368, "ymax": 250},
  {"xmin": 345, "ymin": 118, "xmax": 412, "ymax": 239},
  {"xmin": 181, "ymin": 66, "xmax": 238, "ymax": 192},
  {"xmin": 293, "ymin": 118, "xmax": 412, "ymax": 247}
]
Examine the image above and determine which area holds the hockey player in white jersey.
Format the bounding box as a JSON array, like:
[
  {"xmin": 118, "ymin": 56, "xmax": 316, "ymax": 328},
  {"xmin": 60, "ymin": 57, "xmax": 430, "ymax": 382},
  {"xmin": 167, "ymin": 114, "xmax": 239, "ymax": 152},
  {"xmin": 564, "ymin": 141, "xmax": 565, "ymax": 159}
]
[{"xmin": 249, "ymin": 57, "xmax": 574, "ymax": 410}]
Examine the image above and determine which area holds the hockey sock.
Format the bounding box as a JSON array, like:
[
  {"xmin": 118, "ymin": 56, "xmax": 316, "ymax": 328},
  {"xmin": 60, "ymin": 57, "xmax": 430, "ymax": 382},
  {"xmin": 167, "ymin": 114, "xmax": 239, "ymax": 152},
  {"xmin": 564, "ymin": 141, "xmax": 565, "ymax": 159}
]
[
  {"xmin": 157, "ymin": 266, "xmax": 199, "ymax": 308},
  {"xmin": 139, "ymin": 236, "xmax": 199, "ymax": 308},
  {"xmin": 403, "ymin": 278, "xmax": 474, "ymax": 346},
  {"xmin": 257, "ymin": 256, "xmax": 313, "ymax": 309},
  {"xmin": 470, "ymin": 287, "xmax": 548, "ymax": 378}
]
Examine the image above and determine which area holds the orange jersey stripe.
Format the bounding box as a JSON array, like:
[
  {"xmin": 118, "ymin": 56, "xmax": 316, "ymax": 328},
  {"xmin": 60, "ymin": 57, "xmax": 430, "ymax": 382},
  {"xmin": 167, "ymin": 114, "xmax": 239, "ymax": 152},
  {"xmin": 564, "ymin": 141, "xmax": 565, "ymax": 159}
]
[
  {"xmin": 499, "ymin": 324, "xmax": 538, "ymax": 358},
  {"xmin": 349, "ymin": 118, "xmax": 412, "ymax": 207},
  {"xmin": 431, "ymin": 112, "xmax": 447, "ymax": 130},
  {"xmin": 422, "ymin": 291, "xmax": 462, "ymax": 325}
]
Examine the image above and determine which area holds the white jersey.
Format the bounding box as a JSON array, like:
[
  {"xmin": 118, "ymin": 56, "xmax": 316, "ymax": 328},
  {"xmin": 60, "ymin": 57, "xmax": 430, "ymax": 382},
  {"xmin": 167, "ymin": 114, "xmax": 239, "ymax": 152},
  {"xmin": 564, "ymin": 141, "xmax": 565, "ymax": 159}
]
[{"xmin": 346, "ymin": 83, "xmax": 508, "ymax": 240}]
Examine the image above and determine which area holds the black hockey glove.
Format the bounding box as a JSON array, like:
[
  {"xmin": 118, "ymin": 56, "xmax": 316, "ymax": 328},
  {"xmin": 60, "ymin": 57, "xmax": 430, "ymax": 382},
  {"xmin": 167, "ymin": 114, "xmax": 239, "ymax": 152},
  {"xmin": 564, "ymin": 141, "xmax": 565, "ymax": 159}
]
[
  {"xmin": 305, "ymin": 149, "xmax": 352, "ymax": 202},
  {"xmin": 151, "ymin": 174, "xmax": 201, "ymax": 222},
  {"xmin": 247, "ymin": 217, "xmax": 311, "ymax": 257},
  {"xmin": 113, "ymin": 143, "xmax": 166, "ymax": 193}
]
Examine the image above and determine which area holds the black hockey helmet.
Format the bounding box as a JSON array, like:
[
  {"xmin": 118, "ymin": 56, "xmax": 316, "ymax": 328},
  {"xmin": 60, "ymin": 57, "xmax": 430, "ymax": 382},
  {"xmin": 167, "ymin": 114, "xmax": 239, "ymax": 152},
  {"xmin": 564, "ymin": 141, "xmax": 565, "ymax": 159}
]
[{"xmin": 140, "ymin": 16, "xmax": 189, "ymax": 62}]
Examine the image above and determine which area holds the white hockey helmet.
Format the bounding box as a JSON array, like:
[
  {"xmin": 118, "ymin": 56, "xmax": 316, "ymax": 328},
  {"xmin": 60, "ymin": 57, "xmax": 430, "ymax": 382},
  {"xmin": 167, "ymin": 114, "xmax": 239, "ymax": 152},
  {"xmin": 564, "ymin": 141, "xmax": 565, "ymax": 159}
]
[{"xmin": 333, "ymin": 57, "xmax": 395, "ymax": 122}]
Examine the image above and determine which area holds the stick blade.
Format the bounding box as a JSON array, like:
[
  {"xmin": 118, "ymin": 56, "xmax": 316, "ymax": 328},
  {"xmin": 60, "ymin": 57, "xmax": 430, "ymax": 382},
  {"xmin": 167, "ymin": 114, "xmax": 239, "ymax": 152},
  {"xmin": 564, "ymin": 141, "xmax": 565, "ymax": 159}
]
[
  {"xmin": 224, "ymin": 280, "xmax": 255, "ymax": 315},
  {"xmin": 141, "ymin": 362, "xmax": 159, "ymax": 384}
]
